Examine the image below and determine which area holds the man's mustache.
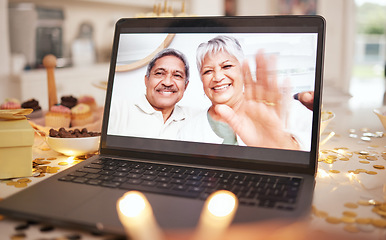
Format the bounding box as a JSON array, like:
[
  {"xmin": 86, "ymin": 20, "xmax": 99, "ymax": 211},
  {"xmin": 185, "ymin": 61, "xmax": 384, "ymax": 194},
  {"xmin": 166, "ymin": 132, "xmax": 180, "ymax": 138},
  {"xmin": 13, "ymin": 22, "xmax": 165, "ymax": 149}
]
[{"xmin": 156, "ymin": 85, "xmax": 178, "ymax": 92}]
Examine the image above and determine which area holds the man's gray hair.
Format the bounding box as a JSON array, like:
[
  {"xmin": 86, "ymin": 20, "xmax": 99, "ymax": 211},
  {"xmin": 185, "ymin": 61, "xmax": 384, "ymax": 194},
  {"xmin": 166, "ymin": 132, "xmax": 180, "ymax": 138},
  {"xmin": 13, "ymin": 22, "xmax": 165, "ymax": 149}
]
[
  {"xmin": 196, "ymin": 35, "xmax": 244, "ymax": 72},
  {"xmin": 146, "ymin": 48, "xmax": 190, "ymax": 83}
]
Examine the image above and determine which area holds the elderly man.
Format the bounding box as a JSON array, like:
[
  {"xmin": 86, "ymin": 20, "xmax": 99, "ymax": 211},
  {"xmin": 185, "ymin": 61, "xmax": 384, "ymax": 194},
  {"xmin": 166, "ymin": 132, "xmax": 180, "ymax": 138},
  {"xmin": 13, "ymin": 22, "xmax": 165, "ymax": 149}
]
[{"xmin": 108, "ymin": 48, "xmax": 190, "ymax": 140}]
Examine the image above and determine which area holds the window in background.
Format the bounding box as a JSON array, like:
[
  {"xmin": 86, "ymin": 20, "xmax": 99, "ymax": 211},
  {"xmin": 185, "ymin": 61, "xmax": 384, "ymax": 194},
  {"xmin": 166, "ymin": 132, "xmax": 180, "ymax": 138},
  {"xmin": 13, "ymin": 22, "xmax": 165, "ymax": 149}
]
[{"xmin": 351, "ymin": 0, "xmax": 386, "ymax": 108}]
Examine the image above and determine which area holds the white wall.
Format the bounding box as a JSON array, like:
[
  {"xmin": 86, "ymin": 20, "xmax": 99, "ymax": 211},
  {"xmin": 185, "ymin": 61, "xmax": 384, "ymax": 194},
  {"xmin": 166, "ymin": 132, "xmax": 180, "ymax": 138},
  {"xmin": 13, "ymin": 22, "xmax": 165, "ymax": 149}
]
[
  {"xmin": 0, "ymin": 0, "xmax": 20, "ymax": 100},
  {"xmin": 237, "ymin": 0, "xmax": 356, "ymax": 95},
  {"xmin": 0, "ymin": 0, "xmax": 10, "ymax": 76},
  {"xmin": 237, "ymin": 0, "xmax": 273, "ymax": 15},
  {"xmin": 189, "ymin": 0, "xmax": 224, "ymax": 16},
  {"xmin": 318, "ymin": 0, "xmax": 356, "ymax": 94}
]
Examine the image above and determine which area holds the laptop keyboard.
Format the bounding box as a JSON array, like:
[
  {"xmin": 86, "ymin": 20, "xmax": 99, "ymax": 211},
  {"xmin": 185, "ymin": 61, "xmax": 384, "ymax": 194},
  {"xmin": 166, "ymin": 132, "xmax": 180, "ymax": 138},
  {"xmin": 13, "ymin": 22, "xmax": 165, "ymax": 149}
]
[{"xmin": 59, "ymin": 157, "xmax": 302, "ymax": 211}]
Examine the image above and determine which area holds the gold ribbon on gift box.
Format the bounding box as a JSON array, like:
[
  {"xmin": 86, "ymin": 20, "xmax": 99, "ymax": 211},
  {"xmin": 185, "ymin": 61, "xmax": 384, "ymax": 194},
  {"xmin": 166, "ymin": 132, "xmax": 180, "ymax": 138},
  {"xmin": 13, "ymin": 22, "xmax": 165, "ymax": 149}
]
[{"xmin": 0, "ymin": 109, "xmax": 33, "ymax": 120}]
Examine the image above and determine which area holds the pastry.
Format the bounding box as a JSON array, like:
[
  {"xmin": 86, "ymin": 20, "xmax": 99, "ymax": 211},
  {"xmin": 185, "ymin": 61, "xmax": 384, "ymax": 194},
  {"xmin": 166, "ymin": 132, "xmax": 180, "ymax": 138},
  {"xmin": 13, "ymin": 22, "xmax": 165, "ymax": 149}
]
[
  {"xmin": 71, "ymin": 103, "xmax": 93, "ymax": 126},
  {"xmin": 78, "ymin": 95, "xmax": 97, "ymax": 111},
  {"xmin": 60, "ymin": 95, "xmax": 78, "ymax": 109},
  {"xmin": 0, "ymin": 98, "xmax": 21, "ymax": 109},
  {"xmin": 21, "ymin": 98, "xmax": 43, "ymax": 118},
  {"xmin": 45, "ymin": 105, "xmax": 71, "ymax": 128}
]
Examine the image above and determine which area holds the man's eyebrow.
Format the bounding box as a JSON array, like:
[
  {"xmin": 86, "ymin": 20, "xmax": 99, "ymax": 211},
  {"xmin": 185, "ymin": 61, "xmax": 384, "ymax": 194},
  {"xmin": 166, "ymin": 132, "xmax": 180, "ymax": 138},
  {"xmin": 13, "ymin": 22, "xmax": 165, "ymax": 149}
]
[
  {"xmin": 153, "ymin": 67, "xmax": 166, "ymax": 72},
  {"xmin": 174, "ymin": 70, "xmax": 185, "ymax": 75}
]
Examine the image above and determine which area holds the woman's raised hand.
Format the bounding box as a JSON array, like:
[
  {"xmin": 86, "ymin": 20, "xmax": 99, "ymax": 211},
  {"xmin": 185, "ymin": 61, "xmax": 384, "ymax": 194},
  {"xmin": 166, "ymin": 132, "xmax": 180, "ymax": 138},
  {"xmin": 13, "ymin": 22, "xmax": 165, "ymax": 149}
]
[{"xmin": 215, "ymin": 51, "xmax": 299, "ymax": 150}]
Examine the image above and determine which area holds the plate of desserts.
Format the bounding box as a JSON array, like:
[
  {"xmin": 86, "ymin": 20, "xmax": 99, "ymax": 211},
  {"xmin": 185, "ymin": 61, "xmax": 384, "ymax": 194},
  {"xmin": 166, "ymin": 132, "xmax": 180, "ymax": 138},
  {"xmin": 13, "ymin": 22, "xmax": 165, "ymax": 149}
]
[{"xmin": 0, "ymin": 95, "xmax": 103, "ymax": 136}]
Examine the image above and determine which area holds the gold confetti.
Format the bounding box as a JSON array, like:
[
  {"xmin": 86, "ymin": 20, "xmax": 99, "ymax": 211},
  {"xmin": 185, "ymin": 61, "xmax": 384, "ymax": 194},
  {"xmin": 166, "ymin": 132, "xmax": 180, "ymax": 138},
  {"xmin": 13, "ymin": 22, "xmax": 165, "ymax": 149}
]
[
  {"xmin": 17, "ymin": 178, "xmax": 31, "ymax": 183},
  {"xmin": 314, "ymin": 210, "xmax": 328, "ymax": 218},
  {"xmin": 356, "ymin": 218, "xmax": 371, "ymax": 224},
  {"xmin": 342, "ymin": 211, "xmax": 357, "ymax": 218},
  {"xmin": 46, "ymin": 157, "xmax": 57, "ymax": 160},
  {"xmin": 358, "ymin": 200, "xmax": 372, "ymax": 206},
  {"xmin": 366, "ymin": 171, "xmax": 377, "ymax": 175},
  {"xmin": 34, "ymin": 157, "xmax": 45, "ymax": 161},
  {"xmin": 344, "ymin": 202, "xmax": 358, "ymax": 209},
  {"xmin": 371, "ymin": 219, "xmax": 386, "ymax": 228},
  {"xmin": 343, "ymin": 224, "xmax": 360, "ymax": 233},
  {"xmin": 368, "ymin": 200, "xmax": 382, "ymax": 206},
  {"xmin": 323, "ymin": 159, "xmax": 335, "ymax": 164},
  {"xmin": 58, "ymin": 162, "xmax": 69, "ymax": 166},
  {"xmin": 48, "ymin": 167, "xmax": 60, "ymax": 174},
  {"xmin": 39, "ymin": 166, "xmax": 50, "ymax": 173},
  {"xmin": 35, "ymin": 173, "xmax": 46, "ymax": 178},
  {"xmin": 373, "ymin": 165, "xmax": 385, "ymax": 169},
  {"xmin": 339, "ymin": 157, "xmax": 350, "ymax": 161},
  {"xmin": 379, "ymin": 204, "xmax": 386, "ymax": 211},
  {"xmin": 334, "ymin": 147, "xmax": 349, "ymax": 150},
  {"xmin": 329, "ymin": 170, "xmax": 340, "ymax": 174},
  {"xmin": 372, "ymin": 204, "xmax": 386, "ymax": 217},
  {"xmin": 6, "ymin": 181, "xmax": 17, "ymax": 186},
  {"xmin": 366, "ymin": 156, "xmax": 378, "ymax": 161},
  {"xmin": 33, "ymin": 159, "xmax": 51, "ymax": 165},
  {"xmin": 341, "ymin": 216, "xmax": 355, "ymax": 224},
  {"xmin": 359, "ymin": 151, "xmax": 369, "ymax": 155},
  {"xmin": 326, "ymin": 216, "xmax": 342, "ymax": 224},
  {"xmin": 359, "ymin": 160, "xmax": 370, "ymax": 164},
  {"xmin": 14, "ymin": 183, "xmax": 27, "ymax": 188}
]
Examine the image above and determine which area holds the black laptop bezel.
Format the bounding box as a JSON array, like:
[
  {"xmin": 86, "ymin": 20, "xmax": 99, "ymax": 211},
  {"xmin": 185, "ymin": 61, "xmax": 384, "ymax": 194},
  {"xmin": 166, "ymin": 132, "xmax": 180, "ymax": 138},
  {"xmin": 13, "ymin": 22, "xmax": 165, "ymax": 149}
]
[{"xmin": 100, "ymin": 16, "xmax": 325, "ymax": 175}]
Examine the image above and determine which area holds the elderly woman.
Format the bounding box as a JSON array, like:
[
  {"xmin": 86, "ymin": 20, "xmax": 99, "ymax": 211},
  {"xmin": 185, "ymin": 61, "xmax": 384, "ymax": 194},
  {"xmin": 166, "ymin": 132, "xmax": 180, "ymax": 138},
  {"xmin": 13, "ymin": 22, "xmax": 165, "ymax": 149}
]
[{"xmin": 179, "ymin": 36, "xmax": 312, "ymax": 150}]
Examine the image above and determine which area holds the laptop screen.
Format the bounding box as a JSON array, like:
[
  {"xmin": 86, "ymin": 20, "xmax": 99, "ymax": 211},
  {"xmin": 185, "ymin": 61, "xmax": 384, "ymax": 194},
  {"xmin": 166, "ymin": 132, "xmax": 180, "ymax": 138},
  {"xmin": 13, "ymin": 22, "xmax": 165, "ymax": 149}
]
[{"xmin": 101, "ymin": 16, "xmax": 325, "ymax": 173}]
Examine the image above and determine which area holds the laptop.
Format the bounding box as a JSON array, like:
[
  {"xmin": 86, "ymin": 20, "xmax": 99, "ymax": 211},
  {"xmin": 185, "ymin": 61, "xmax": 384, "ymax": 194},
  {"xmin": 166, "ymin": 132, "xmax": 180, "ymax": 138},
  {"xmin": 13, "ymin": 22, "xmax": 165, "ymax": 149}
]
[{"xmin": 0, "ymin": 16, "xmax": 325, "ymax": 235}]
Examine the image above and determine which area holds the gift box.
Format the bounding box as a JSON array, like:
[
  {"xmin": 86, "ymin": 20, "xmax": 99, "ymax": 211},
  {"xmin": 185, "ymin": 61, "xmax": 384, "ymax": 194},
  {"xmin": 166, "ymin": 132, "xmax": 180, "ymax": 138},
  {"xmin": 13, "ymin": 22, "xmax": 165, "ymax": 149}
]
[{"xmin": 0, "ymin": 118, "xmax": 34, "ymax": 179}]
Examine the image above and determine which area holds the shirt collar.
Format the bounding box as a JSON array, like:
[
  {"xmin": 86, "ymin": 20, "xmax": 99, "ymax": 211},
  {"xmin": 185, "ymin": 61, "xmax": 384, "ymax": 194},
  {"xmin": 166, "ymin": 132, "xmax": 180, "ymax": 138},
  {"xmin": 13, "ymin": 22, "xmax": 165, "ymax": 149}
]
[
  {"xmin": 135, "ymin": 94, "xmax": 187, "ymax": 122},
  {"xmin": 135, "ymin": 94, "xmax": 156, "ymax": 115}
]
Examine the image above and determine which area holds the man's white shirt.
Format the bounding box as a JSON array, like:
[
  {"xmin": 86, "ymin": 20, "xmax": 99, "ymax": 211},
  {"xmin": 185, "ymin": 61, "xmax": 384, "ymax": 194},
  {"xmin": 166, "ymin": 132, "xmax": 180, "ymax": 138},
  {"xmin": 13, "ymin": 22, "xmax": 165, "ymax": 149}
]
[{"xmin": 108, "ymin": 94, "xmax": 189, "ymax": 140}]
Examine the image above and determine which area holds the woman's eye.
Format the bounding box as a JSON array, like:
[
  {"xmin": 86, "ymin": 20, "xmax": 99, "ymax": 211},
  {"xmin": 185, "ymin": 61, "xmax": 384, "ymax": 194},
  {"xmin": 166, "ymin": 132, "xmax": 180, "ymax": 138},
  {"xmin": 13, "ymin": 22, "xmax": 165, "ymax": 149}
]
[
  {"xmin": 202, "ymin": 70, "xmax": 212, "ymax": 75},
  {"xmin": 223, "ymin": 64, "xmax": 233, "ymax": 69}
]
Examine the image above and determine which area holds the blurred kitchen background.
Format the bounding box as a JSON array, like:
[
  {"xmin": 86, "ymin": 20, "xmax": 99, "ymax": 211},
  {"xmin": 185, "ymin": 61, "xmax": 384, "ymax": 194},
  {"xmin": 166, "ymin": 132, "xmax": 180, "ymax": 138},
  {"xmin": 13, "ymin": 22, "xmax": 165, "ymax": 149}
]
[{"xmin": 0, "ymin": 0, "xmax": 385, "ymax": 121}]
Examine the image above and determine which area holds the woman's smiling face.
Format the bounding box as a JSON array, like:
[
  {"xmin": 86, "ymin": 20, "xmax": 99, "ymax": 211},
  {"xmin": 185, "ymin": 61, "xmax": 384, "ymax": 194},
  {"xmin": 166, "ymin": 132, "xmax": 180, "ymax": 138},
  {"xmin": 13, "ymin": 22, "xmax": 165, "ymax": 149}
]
[{"xmin": 200, "ymin": 50, "xmax": 243, "ymax": 108}]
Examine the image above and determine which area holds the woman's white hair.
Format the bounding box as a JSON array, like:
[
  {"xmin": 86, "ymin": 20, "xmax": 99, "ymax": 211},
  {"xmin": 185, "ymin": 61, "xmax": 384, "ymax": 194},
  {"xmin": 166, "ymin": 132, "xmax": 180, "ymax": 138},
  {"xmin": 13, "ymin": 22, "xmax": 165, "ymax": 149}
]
[{"xmin": 196, "ymin": 35, "xmax": 244, "ymax": 73}]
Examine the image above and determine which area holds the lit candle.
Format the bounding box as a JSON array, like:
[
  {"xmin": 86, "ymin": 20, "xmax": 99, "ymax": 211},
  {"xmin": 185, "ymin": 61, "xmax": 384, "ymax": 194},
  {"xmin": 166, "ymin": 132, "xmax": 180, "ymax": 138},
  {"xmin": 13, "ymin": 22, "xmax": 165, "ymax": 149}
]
[
  {"xmin": 193, "ymin": 190, "xmax": 238, "ymax": 240},
  {"xmin": 116, "ymin": 191, "xmax": 163, "ymax": 240},
  {"xmin": 66, "ymin": 156, "xmax": 75, "ymax": 164}
]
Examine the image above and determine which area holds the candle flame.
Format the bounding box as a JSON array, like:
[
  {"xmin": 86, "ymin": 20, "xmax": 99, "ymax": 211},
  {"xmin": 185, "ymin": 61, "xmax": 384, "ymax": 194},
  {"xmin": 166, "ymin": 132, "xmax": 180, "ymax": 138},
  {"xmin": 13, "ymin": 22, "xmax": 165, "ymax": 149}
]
[
  {"xmin": 119, "ymin": 191, "xmax": 146, "ymax": 218},
  {"xmin": 66, "ymin": 156, "xmax": 75, "ymax": 164},
  {"xmin": 207, "ymin": 191, "xmax": 237, "ymax": 217}
]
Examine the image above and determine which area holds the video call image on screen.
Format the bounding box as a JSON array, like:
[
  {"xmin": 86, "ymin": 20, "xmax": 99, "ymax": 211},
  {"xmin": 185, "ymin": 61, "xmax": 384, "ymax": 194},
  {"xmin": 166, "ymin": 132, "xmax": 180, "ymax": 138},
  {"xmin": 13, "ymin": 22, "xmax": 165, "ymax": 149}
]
[{"xmin": 107, "ymin": 33, "xmax": 318, "ymax": 153}]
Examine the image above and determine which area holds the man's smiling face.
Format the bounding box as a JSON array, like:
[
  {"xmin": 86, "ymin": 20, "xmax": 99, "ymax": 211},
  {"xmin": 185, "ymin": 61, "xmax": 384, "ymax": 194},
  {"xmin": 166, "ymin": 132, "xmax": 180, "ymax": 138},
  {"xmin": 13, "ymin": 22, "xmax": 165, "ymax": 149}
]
[{"xmin": 145, "ymin": 55, "xmax": 188, "ymax": 113}]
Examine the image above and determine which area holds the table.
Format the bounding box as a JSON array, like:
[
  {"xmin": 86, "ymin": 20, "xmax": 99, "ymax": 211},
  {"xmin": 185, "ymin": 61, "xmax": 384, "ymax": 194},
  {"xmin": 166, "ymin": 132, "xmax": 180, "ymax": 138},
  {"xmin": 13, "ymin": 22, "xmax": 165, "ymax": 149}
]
[{"xmin": 0, "ymin": 106, "xmax": 385, "ymax": 240}]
